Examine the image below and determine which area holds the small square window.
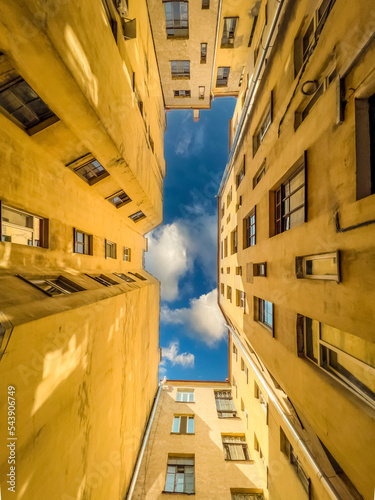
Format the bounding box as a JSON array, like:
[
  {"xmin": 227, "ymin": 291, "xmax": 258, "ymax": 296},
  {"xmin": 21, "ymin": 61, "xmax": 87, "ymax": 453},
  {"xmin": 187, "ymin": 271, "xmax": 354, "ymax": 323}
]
[
  {"xmin": 86, "ymin": 274, "xmax": 119, "ymax": 287},
  {"xmin": 202, "ymin": 0, "xmax": 209, "ymax": 9},
  {"xmin": 66, "ymin": 154, "xmax": 109, "ymax": 185},
  {"xmin": 74, "ymin": 229, "xmax": 93, "ymax": 255},
  {"xmin": 296, "ymin": 251, "xmax": 339, "ymax": 281},
  {"xmin": 174, "ymin": 90, "xmax": 191, "ymax": 98},
  {"xmin": 222, "ymin": 435, "xmax": 249, "ymax": 461},
  {"xmin": 105, "ymin": 240, "xmax": 117, "ymax": 259},
  {"xmin": 1, "ymin": 204, "xmax": 48, "ymax": 248},
  {"xmin": 217, "ymin": 67, "xmax": 230, "ymax": 87},
  {"xmin": 129, "ymin": 210, "xmax": 146, "ymax": 222},
  {"xmin": 200, "ymin": 43, "xmax": 207, "ymax": 63},
  {"xmin": 221, "ymin": 17, "xmax": 238, "ymax": 48},
  {"xmin": 18, "ymin": 275, "xmax": 85, "ymax": 296},
  {"xmin": 107, "ymin": 190, "xmax": 131, "ymax": 208},
  {"xmin": 123, "ymin": 246, "xmax": 132, "ymax": 262},
  {"xmin": 171, "ymin": 60, "xmax": 190, "ymax": 79},
  {"xmin": 113, "ymin": 272, "xmax": 135, "ymax": 283},
  {"xmin": 215, "ymin": 390, "xmax": 237, "ymax": 418},
  {"xmin": 128, "ymin": 272, "xmax": 147, "ymax": 281},
  {"xmin": 172, "ymin": 415, "xmax": 195, "ymax": 434}
]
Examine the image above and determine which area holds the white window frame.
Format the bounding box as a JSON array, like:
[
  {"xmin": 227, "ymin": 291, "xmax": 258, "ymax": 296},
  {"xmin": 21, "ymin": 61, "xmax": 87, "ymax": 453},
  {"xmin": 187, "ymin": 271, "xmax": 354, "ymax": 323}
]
[{"xmin": 176, "ymin": 389, "xmax": 194, "ymax": 402}]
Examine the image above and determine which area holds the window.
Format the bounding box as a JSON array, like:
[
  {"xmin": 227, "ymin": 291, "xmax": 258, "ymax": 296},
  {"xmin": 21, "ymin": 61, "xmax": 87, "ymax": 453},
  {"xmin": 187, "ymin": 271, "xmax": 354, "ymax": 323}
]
[
  {"xmin": 164, "ymin": 1, "xmax": 189, "ymax": 38},
  {"xmin": 294, "ymin": 0, "xmax": 336, "ymax": 75},
  {"xmin": 236, "ymin": 290, "xmax": 246, "ymax": 311},
  {"xmin": 200, "ymin": 43, "xmax": 207, "ymax": 63},
  {"xmin": 221, "ymin": 17, "xmax": 238, "ymax": 48},
  {"xmin": 254, "ymin": 382, "xmax": 268, "ymax": 416},
  {"xmin": 220, "ymin": 283, "xmax": 224, "ymax": 295},
  {"xmin": 280, "ymin": 428, "xmax": 311, "ymax": 494},
  {"xmin": 0, "ymin": 55, "xmax": 56, "ymax": 132},
  {"xmin": 199, "ymin": 86, "xmax": 205, "ymax": 100},
  {"xmin": 254, "ymin": 433, "xmax": 260, "ymax": 452},
  {"xmin": 73, "ymin": 229, "xmax": 93, "ymax": 255},
  {"xmin": 224, "ymin": 237, "xmax": 228, "ymax": 257},
  {"xmin": 296, "ymin": 251, "xmax": 340, "ymax": 281},
  {"xmin": 253, "ymin": 262, "xmax": 267, "ymax": 277},
  {"xmin": 216, "ymin": 67, "xmax": 230, "ymax": 87},
  {"xmin": 176, "ymin": 389, "xmax": 194, "ymax": 402},
  {"xmin": 295, "ymin": 67, "xmax": 336, "ymax": 128},
  {"xmin": 129, "ymin": 210, "xmax": 146, "ymax": 222},
  {"xmin": 87, "ymin": 274, "xmax": 119, "ymax": 287},
  {"xmin": 233, "ymin": 344, "xmax": 238, "ymax": 362},
  {"xmin": 231, "ymin": 227, "xmax": 238, "ymax": 254},
  {"xmin": 222, "ymin": 435, "xmax": 249, "ymax": 461},
  {"xmin": 18, "ymin": 275, "xmax": 85, "ymax": 296},
  {"xmin": 355, "ymin": 92, "xmax": 375, "ymax": 199},
  {"xmin": 105, "ymin": 240, "xmax": 117, "ymax": 259},
  {"xmin": 253, "ymin": 95, "xmax": 272, "ymax": 156},
  {"xmin": 241, "ymin": 359, "xmax": 249, "ymax": 383},
  {"xmin": 164, "ymin": 456, "xmax": 194, "ymax": 494},
  {"xmin": 107, "ymin": 190, "xmax": 131, "ymax": 208},
  {"xmin": 171, "ymin": 60, "xmax": 190, "ymax": 79},
  {"xmin": 215, "ymin": 390, "xmax": 237, "ymax": 418},
  {"xmin": 202, "ymin": 0, "xmax": 209, "ymax": 8},
  {"xmin": 254, "ymin": 297, "xmax": 273, "ymax": 332},
  {"xmin": 232, "ymin": 493, "xmax": 264, "ymax": 500},
  {"xmin": 66, "ymin": 154, "xmax": 109, "ymax": 185},
  {"xmin": 235, "ymin": 266, "xmax": 242, "ymax": 276},
  {"xmin": 128, "ymin": 272, "xmax": 147, "ymax": 280},
  {"xmin": 248, "ymin": 13, "xmax": 259, "ymax": 47},
  {"xmin": 113, "ymin": 272, "xmax": 135, "ymax": 283},
  {"xmin": 253, "ymin": 159, "xmax": 266, "ymax": 188},
  {"xmin": 172, "ymin": 415, "xmax": 194, "ymax": 434},
  {"xmin": 235, "ymin": 196, "xmax": 242, "ymax": 212},
  {"xmin": 123, "ymin": 246, "xmax": 131, "ymax": 262},
  {"xmin": 227, "ymin": 286, "xmax": 232, "ymax": 303},
  {"xmin": 243, "ymin": 208, "xmax": 256, "ymax": 248},
  {"xmin": 1, "ymin": 204, "xmax": 48, "ymax": 247},
  {"xmin": 274, "ymin": 159, "xmax": 306, "ymax": 235},
  {"xmin": 174, "ymin": 90, "xmax": 191, "ymax": 98},
  {"xmin": 297, "ymin": 315, "xmax": 375, "ymax": 406},
  {"xmin": 236, "ymin": 156, "xmax": 245, "ymax": 188},
  {"xmin": 226, "ymin": 186, "xmax": 232, "ymax": 207}
]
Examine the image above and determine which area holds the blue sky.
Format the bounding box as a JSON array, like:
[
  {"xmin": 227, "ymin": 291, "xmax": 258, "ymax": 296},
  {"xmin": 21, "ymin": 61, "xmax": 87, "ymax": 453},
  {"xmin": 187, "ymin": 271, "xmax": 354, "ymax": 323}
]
[{"xmin": 145, "ymin": 97, "xmax": 236, "ymax": 381}]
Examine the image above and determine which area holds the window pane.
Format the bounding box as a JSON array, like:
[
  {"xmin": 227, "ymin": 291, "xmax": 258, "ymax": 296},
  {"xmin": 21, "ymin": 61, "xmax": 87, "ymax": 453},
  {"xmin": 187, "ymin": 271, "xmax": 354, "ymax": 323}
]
[
  {"xmin": 290, "ymin": 169, "xmax": 305, "ymax": 192},
  {"xmin": 172, "ymin": 417, "xmax": 180, "ymax": 433},
  {"xmin": 328, "ymin": 349, "xmax": 375, "ymax": 398},
  {"xmin": 12, "ymin": 80, "xmax": 38, "ymax": 103},
  {"xmin": 290, "ymin": 187, "xmax": 305, "ymax": 211},
  {"xmin": 321, "ymin": 324, "xmax": 375, "ymax": 368},
  {"xmin": 188, "ymin": 392, "xmax": 194, "ymax": 402},
  {"xmin": 0, "ymin": 88, "xmax": 22, "ymax": 113},
  {"xmin": 305, "ymin": 318, "xmax": 319, "ymax": 363},
  {"xmin": 305, "ymin": 255, "xmax": 337, "ymax": 277},
  {"xmin": 175, "ymin": 473, "xmax": 184, "ymax": 492},
  {"xmin": 290, "ymin": 207, "xmax": 305, "ymax": 228},
  {"xmin": 165, "ymin": 472, "xmax": 175, "ymax": 492},
  {"xmin": 187, "ymin": 417, "xmax": 194, "ymax": 433}
]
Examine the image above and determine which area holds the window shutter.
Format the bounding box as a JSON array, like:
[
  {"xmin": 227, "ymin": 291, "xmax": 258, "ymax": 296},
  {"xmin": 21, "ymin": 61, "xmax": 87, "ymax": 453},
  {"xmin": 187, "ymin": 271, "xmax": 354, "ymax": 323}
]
[
  {"xmin": 296, "ymin": 314, "xmax": 305, "ymax": 357},
  {"xmin": 180, "ymin": 416, "xmax": 187, "ymax": 434},
  {"xmin": 295, "ymin": 257, "xmax": 303, "ymax": 278},
  {"xmin": 246, "ymin": 262, "xmax": 253, "ymax": 283}
]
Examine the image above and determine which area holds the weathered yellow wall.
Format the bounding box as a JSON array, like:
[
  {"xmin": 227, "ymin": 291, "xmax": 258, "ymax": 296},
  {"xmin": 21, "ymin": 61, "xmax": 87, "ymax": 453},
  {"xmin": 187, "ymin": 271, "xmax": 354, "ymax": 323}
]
[
  {"xmin": 0, "ymin": 1, "xmax": 164, "ymax": 498},
  {"xmin": 219, "ymin": 0, "xmax": 375, "ymax": 498},
  {"xmin": 133, "ymin": 381, "xmax": 264, "ymax": 499},
  {"xmin": 0, "ymin": 278, "xmax": 160, "ymax": 500}
]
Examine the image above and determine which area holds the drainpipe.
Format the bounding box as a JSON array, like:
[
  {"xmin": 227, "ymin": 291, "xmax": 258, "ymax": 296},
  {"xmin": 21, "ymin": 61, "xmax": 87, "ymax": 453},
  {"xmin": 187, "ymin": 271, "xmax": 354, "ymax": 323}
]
[
  {"xmin": 218, "ymin": 0, "xmax": 286, "ymax": 196},
  {"xmin": 126, "ymin": 379, "xmax": 164, "ymax": 499},
  {"xmin": 210, "ymin": 0, "xmax": 223, "ymax": 100},
  {"xmin": 226, "ymin": 324, "xmax": 341, "ymax": 500}
]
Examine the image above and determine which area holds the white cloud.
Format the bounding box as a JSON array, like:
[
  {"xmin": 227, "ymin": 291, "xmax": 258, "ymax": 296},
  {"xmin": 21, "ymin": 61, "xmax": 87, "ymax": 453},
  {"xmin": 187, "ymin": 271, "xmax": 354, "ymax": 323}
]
[
  {"xmin": 161, "ymin": 341, "xmax": 195, "ymax": 368},
  {"xmin": 145, "ymin": 223, "xmax": 191, "ymax": 301},
  {"xmin": 145, "ymin": 210, "xmax": 217, "ymax": 301},
  {"xmin": 161, "ymin": 289, "xmax": 227, "ymax": 346}
]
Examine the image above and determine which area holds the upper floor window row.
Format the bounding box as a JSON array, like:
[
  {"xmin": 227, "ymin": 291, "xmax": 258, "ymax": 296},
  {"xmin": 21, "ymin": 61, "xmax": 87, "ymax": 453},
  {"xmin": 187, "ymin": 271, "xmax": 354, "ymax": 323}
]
[{"xmin": 164, "ymin": 1, "xmax": 189, "ymax": 39}]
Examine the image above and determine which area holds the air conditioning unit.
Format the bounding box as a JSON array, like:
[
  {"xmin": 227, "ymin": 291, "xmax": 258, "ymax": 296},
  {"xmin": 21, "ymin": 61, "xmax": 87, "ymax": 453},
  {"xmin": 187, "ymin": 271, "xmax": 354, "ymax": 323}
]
[{"xmin": 116, "ymin": 0, "xmax": 128, "ymax": 18}]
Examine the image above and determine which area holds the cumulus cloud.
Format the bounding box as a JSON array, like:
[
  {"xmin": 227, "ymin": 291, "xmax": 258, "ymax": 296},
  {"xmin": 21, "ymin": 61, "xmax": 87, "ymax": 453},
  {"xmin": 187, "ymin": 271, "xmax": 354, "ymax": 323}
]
[
  {"xmin": 161, "ymin": 341, "xmax": 195, "ymax": 367},
  {"xmin": 145, "ymin": 209, "xmax": 217, "ymax": 301},
  {"xmin": 145, "ymin": 223, "xmax": 190, "ymax": 301},
  {"xmin": 160, "ymin": 289, "xmax": 226, "ymax": 346}
]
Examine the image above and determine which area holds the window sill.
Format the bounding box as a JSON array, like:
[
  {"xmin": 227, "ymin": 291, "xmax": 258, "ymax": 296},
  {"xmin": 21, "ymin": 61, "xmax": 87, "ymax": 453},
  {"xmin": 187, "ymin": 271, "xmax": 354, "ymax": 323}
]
[
  {"xmin": 27, "ymin": 115, "xmax": 59, "ymax": 136},
  {"xmin": 256, "ymin": 321, "xmax": 274, "ymax": 335},
  {"xmin": 162, "ymin": 492, "xmax": 195, "ymax": 495},
  {"xmin": 224, "ymin": 459, "xmax": 253, "ymax": 463},
  {"xmin": 170, "ymin": 432, "xmax": 195, "ymax": 435},
  {"xmin": 175, "ymin": 401, "xmax": 195, "ymax": 403},
  {"xmin": 171, "ymin": 76, "xmax": 190, "ymax": 80}
]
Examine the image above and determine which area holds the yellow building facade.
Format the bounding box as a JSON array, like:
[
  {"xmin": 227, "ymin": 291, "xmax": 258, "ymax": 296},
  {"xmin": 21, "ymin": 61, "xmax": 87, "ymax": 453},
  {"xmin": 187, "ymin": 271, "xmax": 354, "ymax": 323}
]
[
  {"xmin": 218, "ymin": 0, "xmax": 375, "ymax": 499},
  {"xmin": 0, "ymin": 0, "xmax": 165, "ymax": 498},
  {"xmin": 132, "ymin": 380, "xmax": 265, "ymax": 499}
]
